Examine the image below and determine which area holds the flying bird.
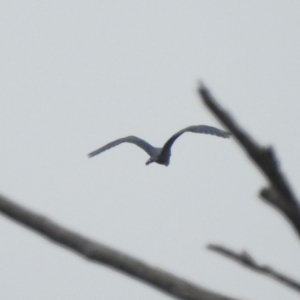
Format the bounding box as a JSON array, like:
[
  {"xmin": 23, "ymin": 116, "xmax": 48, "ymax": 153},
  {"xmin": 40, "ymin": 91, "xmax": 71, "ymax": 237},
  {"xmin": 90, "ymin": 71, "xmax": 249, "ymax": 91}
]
[{"xmin": 88, "ymin": 125, "xmax": 230, "ymax": 166}]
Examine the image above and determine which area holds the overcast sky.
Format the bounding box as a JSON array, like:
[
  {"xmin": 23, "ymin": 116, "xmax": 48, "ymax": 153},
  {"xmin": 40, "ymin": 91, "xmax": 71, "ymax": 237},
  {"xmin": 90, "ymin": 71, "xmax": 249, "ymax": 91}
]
[{"xmin": 0, "ymin": 1, "xmax": 300, "ymax": 300}]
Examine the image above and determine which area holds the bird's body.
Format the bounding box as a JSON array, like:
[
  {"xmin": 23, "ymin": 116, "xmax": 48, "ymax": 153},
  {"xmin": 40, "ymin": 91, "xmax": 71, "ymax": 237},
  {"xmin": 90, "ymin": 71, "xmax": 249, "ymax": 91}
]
[{"xmin": 88, "ymin": 125, "xmax": 230, "ymax": 166}]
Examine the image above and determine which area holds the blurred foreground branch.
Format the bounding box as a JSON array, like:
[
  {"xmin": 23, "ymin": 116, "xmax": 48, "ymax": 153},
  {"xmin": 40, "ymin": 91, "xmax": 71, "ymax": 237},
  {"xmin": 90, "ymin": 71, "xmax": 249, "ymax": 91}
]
[
  {"xmin": 198, "ymin": 84, "xmax": 300, "ymax": 239},
  {"xmin": 0, "ymin": 193, "xmax": 237, "ymax": 300},
  {"xmin": 208, "ymin": 244, "xmax": 300, "ymax": 293},
  {"xmin": 199, "ymin": 83, "xmax": 300, "ymax": 294}
]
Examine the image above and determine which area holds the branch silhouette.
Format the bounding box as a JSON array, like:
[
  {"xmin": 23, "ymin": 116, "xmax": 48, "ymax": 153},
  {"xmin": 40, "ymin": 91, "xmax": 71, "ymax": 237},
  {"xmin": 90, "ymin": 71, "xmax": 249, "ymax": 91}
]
[
  {"xmin": 199, "ymin": 83, "xmax": 300, "ymax": 294},
  {"xmin": 198, "ymin": 83, "xmax": 300, "ymax": 239},
  {"xmin": 0, "ymin": 193, "xmax": 237, "ymax": 300},
  {"xmin": 208, "ymin": 244, "xmax": 300, "ymax": 293}
]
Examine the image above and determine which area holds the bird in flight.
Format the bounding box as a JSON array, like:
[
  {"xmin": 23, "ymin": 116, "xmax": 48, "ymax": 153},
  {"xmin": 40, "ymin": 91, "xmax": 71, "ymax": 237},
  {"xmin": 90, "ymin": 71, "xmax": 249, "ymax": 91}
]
[{"xmin": 88, "ymin": 125, "xmax": 230, "ymax": 166}]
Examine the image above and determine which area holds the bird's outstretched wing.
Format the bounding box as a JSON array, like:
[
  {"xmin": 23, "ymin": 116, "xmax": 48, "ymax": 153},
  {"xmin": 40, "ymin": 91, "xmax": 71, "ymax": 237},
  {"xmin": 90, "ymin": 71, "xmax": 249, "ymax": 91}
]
[
  {"xmin": 161, "ymin": 125, "xmax": 230, "ymax": 155},
  {"xmin": 88, "ymin": 136, "xmax": 157, "ymax": 158}
]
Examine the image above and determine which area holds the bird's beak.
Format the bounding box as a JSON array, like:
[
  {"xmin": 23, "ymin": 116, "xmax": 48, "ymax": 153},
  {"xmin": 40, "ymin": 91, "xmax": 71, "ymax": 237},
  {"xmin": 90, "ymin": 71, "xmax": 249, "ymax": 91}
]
[{"xmin": 145, "ymin": 159, "xmax": 152, "ymax": 165}]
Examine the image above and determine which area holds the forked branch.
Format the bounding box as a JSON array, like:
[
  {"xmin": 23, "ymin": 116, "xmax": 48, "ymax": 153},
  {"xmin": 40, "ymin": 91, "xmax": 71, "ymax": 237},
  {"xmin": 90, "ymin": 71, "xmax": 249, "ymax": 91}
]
[{"xmin": 198, "ymin": 84, "xmax": 300, "ymax": 239}]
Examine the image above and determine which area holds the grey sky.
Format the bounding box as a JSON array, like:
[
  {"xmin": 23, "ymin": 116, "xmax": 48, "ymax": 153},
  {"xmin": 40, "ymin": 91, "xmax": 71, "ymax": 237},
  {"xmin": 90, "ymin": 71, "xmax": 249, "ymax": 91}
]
[{"xmin": 0, "ymin": 1, "xmax": 300, "ymax": 299}]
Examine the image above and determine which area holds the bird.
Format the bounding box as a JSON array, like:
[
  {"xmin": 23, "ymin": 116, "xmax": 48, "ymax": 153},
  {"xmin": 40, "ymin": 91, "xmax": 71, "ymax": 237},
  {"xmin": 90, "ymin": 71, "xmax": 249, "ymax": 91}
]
[{"xmin": 88, "ymin": 125, "xmax": 230, "ymax": 166}]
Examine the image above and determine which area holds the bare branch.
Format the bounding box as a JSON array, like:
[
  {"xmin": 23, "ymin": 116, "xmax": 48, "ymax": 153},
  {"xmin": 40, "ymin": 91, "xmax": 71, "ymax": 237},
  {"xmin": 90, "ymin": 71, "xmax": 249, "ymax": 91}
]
[
  {"xmin": 198, "ymin": 84, "xmax": 300, "ymax": 239},
  {"xmin": 0, "ymin": 193, "xmax": 238, "ymax": 300},
  {"xmin": 208, "ymin": 244, "xmax": 300, "ymax": 293}
]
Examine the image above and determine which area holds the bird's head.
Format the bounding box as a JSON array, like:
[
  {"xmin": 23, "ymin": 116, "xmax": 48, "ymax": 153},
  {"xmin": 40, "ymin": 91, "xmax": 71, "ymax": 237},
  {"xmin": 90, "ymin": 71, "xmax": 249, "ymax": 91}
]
[
  {"xmin": 145, "ymin": 158, "xmax": 153, "ymax": 165},
  {"xmin": 145, "ymin": 157, "xmax": 169, "ymax": 166}
]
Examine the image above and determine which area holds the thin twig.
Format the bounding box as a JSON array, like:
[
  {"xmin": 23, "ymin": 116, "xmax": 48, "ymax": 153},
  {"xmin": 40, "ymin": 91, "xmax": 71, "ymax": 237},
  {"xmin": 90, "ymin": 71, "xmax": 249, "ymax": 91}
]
[
  {"xmin": 198, "ymin": 84, "xmax": 300, "ymax": 239},
  {"xmin": 208, "ymin": 244, "xmax": 300, "ymax": 293},
  {"xmin": 0, "ymin": 193, "xmax": 238, "ymax": 300}
]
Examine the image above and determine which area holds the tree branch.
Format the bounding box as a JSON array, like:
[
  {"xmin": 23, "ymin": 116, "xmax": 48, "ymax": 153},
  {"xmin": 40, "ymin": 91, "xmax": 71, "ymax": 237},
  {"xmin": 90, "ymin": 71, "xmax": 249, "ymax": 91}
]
[
  {"xmin": 208, "ymin": 244, "xmax": 300, "ymax": 293},
  {"xmin": 0, "ymin": 193, "xmax": 238, "ymax": 300},
  {"xmin": 198, "ymin": 83, "xmax": 300, "ymax": 239}
]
